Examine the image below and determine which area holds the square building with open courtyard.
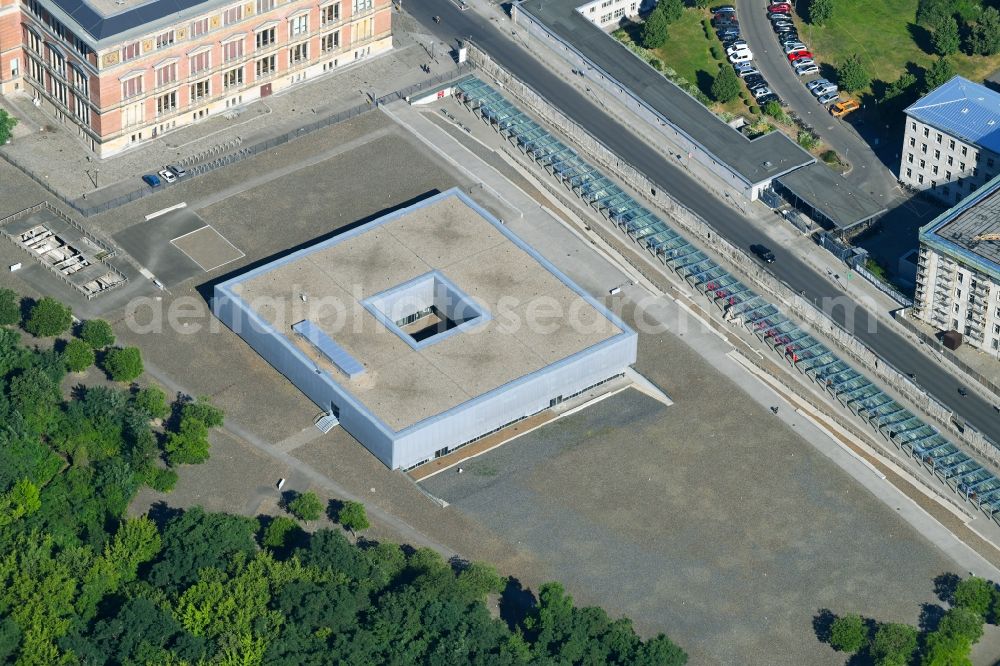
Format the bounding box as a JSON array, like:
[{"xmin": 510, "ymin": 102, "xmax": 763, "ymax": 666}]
[{"xmin": 213, "ymin": 188, "xmax": 638, "ymax": 469}]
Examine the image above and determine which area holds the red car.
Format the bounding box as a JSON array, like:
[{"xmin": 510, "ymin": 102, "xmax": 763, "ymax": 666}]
[
  {"xmin": 788, "ymin": 51, "xmax": 813, "ymax": 61},
  {"xmin": 769, "ymin": 2, "xmax": 791, "ymax": 11}
]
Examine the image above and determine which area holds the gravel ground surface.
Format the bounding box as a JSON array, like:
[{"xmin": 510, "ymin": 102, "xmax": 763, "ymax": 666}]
[{"xmin": 423, "ymin": 299, "xmax": 958, "ymax": 665}]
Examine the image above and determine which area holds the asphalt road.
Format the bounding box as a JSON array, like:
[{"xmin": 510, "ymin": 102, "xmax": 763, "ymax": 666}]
[
  {"xmin": 734, "ymin": 0, "xmax": 898, "ymax": 201},
  {"xmin": 408, "ymin": 2, "xmax": 1000, "ymax": 444}
]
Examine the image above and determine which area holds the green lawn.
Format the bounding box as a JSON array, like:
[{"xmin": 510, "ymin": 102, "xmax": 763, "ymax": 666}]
[
  {"xmin": 621, "ymin": 8, "xmax": 752, "ymax": 116},
  {"xmin": 794, "ymin": 0, "xmax": 1000, "ymax": 92}
]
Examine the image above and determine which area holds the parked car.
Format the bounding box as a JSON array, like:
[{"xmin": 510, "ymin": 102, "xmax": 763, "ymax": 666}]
[
  {"xmin": 805, "ymin": 78, "xmax": 831, "ymax": 91},
  {"xmin": 812, "ymin": 83, "xmax": 838, "ymax": 96},
  {"xmin": 726, "ymin": 43, "xmax": 749, "ymax": 55},
  {"xmin": 738, "ymin": 67, "xmax": 762, "ymax": 79},
  {"xmin": 166, "ymin": 164, "xmax": 187, "ymax": 178},
  {"xmin": 784, "ymin": 43, "xmax": 808, "ymax": 53},
  {"xmin": 725, "ymin": 38, "xmax": 748, "ymax": 49},
  {"xmin": 831, "ymin": 98, "xmax": 860, "ymax": 117},
  {"xmin": 142, "ymin": 174, "xmax": 161, "ymax": 187},
  {"xmin": 752, "ymin": 87, "xmax": 776, "ymax": 100},
  {"xmin": 751, "ymin": 244, "xmax": 776, "ymax": 263},
  {"xmin": 757, "ymin": 93, "xmax": 780, "ymax": 104},
  {"xmin": 817, "ymin": 92, "xmax": 840, "ymax": 105},
  {"xmin": 795, "ymin": 64, "xmax": 820, "ymax": 75},
  {"xmin": 769, "ymin": 3, "xmax": 792, "ymax": 13},
  {"xmin": 717, "ymin": 28, "xmax": 740, "ymax": 39},
  {"xmin": 712, "ymin": 5, "xmax": 736, "ymax": 12},
  {"xmin": 729, "ymin": 50, "xmax": 754, "ymax": 63},
  {"xmin": 157, "ymin": 169, "xmax": 177, "ymax": 184},
  {"xmin": 774, "ymin": 24, "xmax": 796, "ymax": 33},
  {"xmin": 772, "ymin": 19, "xmax": 793, "ymax": 28},
  {"xmin": 744, "ymin": 75, "xmax": 766, "ymax": 87},
  {"xmin": 714, "ymin": 17, "xmax": 738, "ymax": 27},
  {"xmin": 769, "ymin": 11, "xmax": 791, "ymax": 20},
  {"xmin": 788, "ymin": 51, "xmax": 812, "ymax": 61},
  {"xmin": 792, "ymin": 58, "xmax": 815, "ymax": 68},
  {"xmin": 733, "ymin": 60, "xmax": 755, "ymax": 71}
]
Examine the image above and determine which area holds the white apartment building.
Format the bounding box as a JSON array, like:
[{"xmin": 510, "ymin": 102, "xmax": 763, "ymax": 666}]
[
  {"xmin": 914, "ymin": 175, "xmax": 1000, "ymax": 357},
  {"xmin": 901, "ymin": 76, "xmax": 1000, "ymax": 206}
]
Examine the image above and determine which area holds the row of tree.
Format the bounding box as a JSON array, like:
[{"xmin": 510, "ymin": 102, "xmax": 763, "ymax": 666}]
[
  {"xmin": 821, "ymin": 574, "xmax": 1000, "ymax": 665},
  {"xmin": 919, "ymin": 0, "xmax": 1000, "ymax": 57},
  {"xmin": 0, "ymin": 292, "xmax": 688, "ymax": 664}
]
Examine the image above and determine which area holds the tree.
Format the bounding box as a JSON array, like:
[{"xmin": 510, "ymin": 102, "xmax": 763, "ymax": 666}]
[
  {"xmin": 0, "ymin": 109, "xmax": 17, "ymax": 146},
  {"xmin": 661, "ymin": 0, "xmax": 683, "ymax": 23},
  {"xmin": 931, "ymin": 16, "xmax": 960, "ymax": 56},
  {"xmin": 968, "ymin": 7, "xmax": 1000, "ymax": 56},
  {"xmin": 641, "ymin": 5, "xmax": 669, "ymax": 49},
  {"xmin": 0, "ymin": 479, "xmax": 41, "ymax": 526},
  {"xmin": 0, "ymin": 288, "xmax": 19, "ymax": 326},
  {"xmin": 710, "ymin": 65, "xmax": 741, "ymax": 103},
  {"xmin": 287, "ymin": 491, "xmax": 323, "ymax": 521},
  {"xmin": 916, "ymin": 0, "xmax": 952, "ymax": 27},
  {"xmin": 935, "ymin": 607, "xmax": 984, "ymax": 644},
  {"xmin": 134, "ymin": 385, "xmax": 169, "ymax": 420},
  {"xmin": 262, "ymin": 516, "xmax": 303, "ymax": 549},
  {"xmin": 102, "ymin": 346, "xmax": 143, "ymax": 382},
  {"xmin": 871, "ymin": 623, "xmax": 917, "ymax": 666},
  {"xmin": 456, "ymin": 562, "xmax": 506, "ymax": 602},
  {"xmin": 336, "ymin": 500, "xmax": 370, "ymax": 535},
  {"xmin": 810, "ymin": 0, "xmax": 834, "ymax": 25},
  {"xmin": 829, "ymin": 614, "xmax": 867, "ymax": 653},
  {"xmin": 63, "ymin": 338, "xmax": 95, "ymax": 372},
  {"xmin": 924, "ymin": 56, "xmax": 956, "ymax": 92},
  {"xmin": 180, "ymin": 396, "xmax": 224, "ymax": 428},
  {"xmin": 24, "ymin": 297, "xmax": 72, "ymax": 337},
  {"xmin": 838, "ymin": 54, "xmax": 871, "ymax": 92},
  {"xmin": 882, "ymin": 70, "xmax": 918, "ymax": 104},
  {"xmin": 79, "ymin": 319, "xmax": 115, "ymax": 349},
  {"xmin": 164, "ymin": 415, "xmax": 210, "ymax": 465},
  {"xmin": 953, "ymin": 577, "xmax": 995, "ymax": 618}
]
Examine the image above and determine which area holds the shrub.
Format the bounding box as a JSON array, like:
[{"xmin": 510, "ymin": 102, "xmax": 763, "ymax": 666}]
[
  {"xmin": 135, "ymin": 386, "xmax": 170, "ymax": 420},
  {"xmin": 829, "ymin": 614, "xmax": 867, "ymax": 653},
  {"xmin": 102, "ymin": 346, "xmax": 144, "ymax": 382},
  {"xmin": 749, "ymin": 105, "xmax": 760, "ymax": 115},
  {"xmin": 25, "ymin": 297, "xmax": 72, "ymax": 337},
  {"xmin": 648, "ymin": 57, "xmax": 664, "ymax": 71},
  {"xmin": 0, "ymin": 288, "xmax": 19, "ymax": 326},
  {"xmin": 145, "ymin": 467, "xmax": 178, "ymax": 492},
  {"xmin": 821, "ymin": 149, "xmax": 841, "ymax": 164},
  {"xmin": 797, "ymin": 131, "xmax": 819, "ymax": 150},
  {"xmin": 287, "ymin": 491, "xmax": 324, "ymax": 521},
  {"xmin": 80, "ymin": 319, "xmax": 115, "ymax": 349},
  {"xmin": 710, "ymin": 45, "xmax": 722, "ymax": 60},
  {"xmin": 63, "ymin": 338, "xmax": 95, "ymax": 372},
  {"xmin": 762, "ymin": 100, "xmax": 784, "ymax": 120}
]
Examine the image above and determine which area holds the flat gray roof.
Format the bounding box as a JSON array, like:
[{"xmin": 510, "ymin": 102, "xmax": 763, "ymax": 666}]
[
  {"xmin": 515, "ymin": 0, "xmax": 814, "ymax": 186},
  {"xmin": 229, "ymin": 192, "xmax": 622, "ymax": 431},
  {"xmin": 776, "ymin": 163, "xmax": 887, "ymax": 230},
  {"xmin": 921, "ymin": 175, "xmax": 1000, "ymax": 279}
]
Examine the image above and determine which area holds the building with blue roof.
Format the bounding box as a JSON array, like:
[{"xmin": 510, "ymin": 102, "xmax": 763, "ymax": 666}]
[{"xmin": 901, "ymin": 76, "xmax": 1000, "ymax": 205}]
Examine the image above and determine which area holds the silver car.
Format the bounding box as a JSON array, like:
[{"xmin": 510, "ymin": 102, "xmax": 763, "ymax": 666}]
[
  {"xmin": 812, "ymin": 83, "xmax": 838, "ymax": 97},
  {"xmin": 817, "ymin": 91, "xmax": 840, "ymax": 105}
]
